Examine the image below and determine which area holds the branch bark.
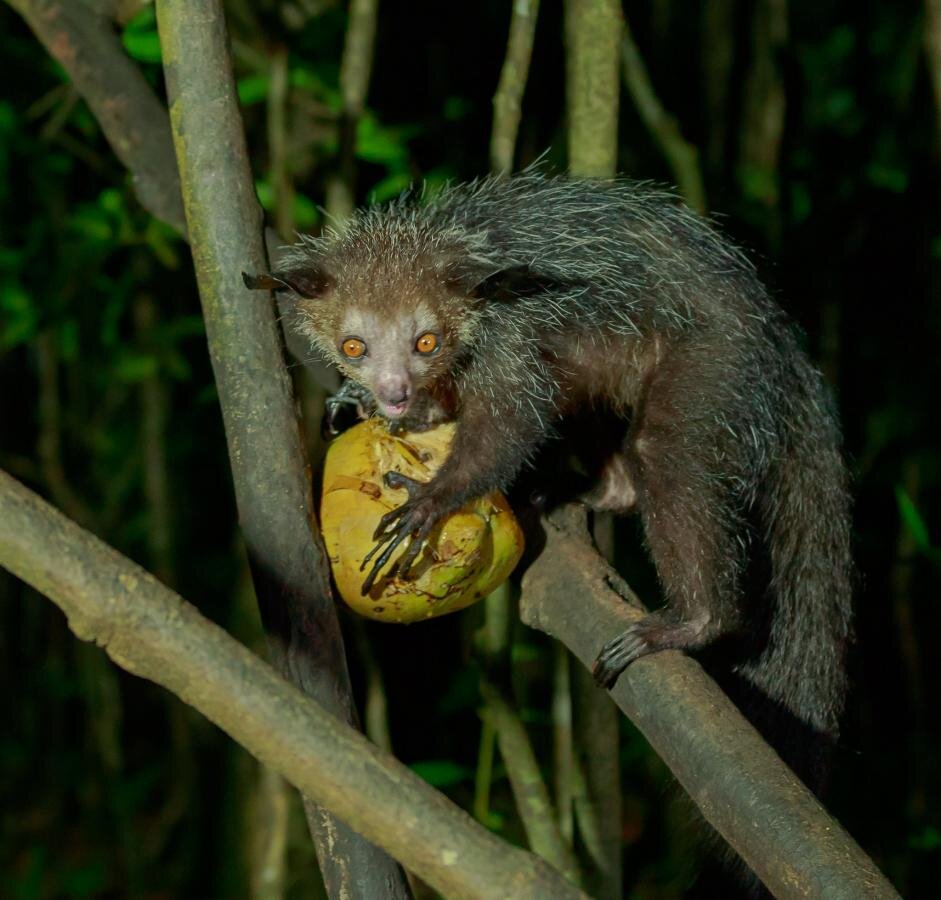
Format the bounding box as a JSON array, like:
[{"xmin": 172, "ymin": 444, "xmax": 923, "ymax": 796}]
[
  {"xmin": 564, "ymin": 0, "xmax": 622, "ymax": 176},
  {"xmin": 6, "ymin": 0, "xmax": 186, "ymax": 234},
  {"xmin": 520, "ymin": 506, "xmax": 900, "ymax": 900},
  {"xmin": 490, "ymin": 0, "xmax": 541, "ymax": 174},
  {"xmin": 563, "ymin": 5, "xmax": 623, "ymax": 896},
  {"xmin": 480, "ymin": 679, "xmax": 581, "ymax": 885},
  {"xmin": 0, "ymin": 469, "xmax": 586, "ymax": 900},
  {"xmin": 153, "ymin": 2, "xmax": 407, "ymax": 895}
]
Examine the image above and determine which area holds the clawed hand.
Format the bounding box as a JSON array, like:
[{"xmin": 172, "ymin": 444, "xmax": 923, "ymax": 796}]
[{"xmin": 360, "ymin": 471, "xmax": 439, "ymax": 595}]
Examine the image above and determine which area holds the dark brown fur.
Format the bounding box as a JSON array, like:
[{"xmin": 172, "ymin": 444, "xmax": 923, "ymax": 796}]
[{"xmin": 246, "ymin": 173, "xmax": 853, "ymax": 828}]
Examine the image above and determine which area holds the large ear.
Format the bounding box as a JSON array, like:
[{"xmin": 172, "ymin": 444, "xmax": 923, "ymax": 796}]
[
  {"xmin": 241, "ymin": 267, "xmax": 332, "ymax": 298},
  {"xmin": 442, "ymin": 259, "xmax": 575, "ymax": 303}
]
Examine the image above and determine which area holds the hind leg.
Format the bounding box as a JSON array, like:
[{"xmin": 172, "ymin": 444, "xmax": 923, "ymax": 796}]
[{"xmin": 592, "ymin": 372, "xmax": 749, "ymax": 688}]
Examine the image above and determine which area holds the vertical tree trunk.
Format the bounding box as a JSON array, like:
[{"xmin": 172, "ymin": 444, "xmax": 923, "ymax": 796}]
[
  {"xmin": 153, "ymin": 2, "xmax": 411, "ymax": 896},
  {"xmin": 563, "ymin": 3, "xmax": 624, "ymax": 897}
]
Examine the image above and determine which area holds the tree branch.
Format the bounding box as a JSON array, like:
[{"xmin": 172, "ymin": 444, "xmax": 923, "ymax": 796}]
[
  {"xmin": 490, "ymin": 0, "xmax": 540, "ymax": 174},
  {"xmin": 563, "ymin": 5, "xmax": 623, "ymax": 896},
  {"xmin": 564, "ymin": 0, "xmax": 622, "ymax": 176},
  {"xmin": 6, "ymin": 0, "xmax": 186, "ymax": 234},
  {"xmin": 739, "ymin": 0, "xmax": 787, "ymax": 233},
  {"xmin": 153, "ymin": 2, "xmax": 407, "ymax": 895},
  {"xmin": 326, "ymin": 0, "xmax": 379, "ymax": 221},
  {"xmin": 520, "ymin": 506, "xmax": 900, "ymax": 899},
  {"xmin": 0, "ymin": 469, "xmax": 586, "ymax": 900},
  {"xmin": 480, "ymin": 678, "xmax": 582, "ymax": 885}
]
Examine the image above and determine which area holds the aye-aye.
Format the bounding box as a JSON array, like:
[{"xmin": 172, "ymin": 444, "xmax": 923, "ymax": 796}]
[{"xmin": 245, "ymin": 172, "xmax": 853, "ymax": 792}]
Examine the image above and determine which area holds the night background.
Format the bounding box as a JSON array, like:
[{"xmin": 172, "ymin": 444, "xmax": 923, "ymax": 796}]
[{"xmin": 1, "ymin": 0, "xmax": 938, "ymax": 897}]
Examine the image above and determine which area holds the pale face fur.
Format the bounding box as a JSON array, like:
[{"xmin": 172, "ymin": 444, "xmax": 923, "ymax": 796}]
[{"xmin": 293, "ymin": 257, "xmax": 480, "ymax": 421}]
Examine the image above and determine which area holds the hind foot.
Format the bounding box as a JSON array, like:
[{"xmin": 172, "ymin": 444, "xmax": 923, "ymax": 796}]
[{"xmin": 592, "ymin": 610, "xmax": 713, "ymax": 689}]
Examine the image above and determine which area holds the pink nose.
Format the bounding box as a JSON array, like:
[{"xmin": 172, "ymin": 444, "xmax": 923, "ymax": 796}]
[{"xmin": 376, "ymin": 375, "xmax": 410, "ymax": 405}]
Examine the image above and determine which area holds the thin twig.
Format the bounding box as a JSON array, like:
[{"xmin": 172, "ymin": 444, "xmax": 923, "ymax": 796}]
[
  {"xmin": 621, "ymin": 16, "xmax": 706, "ymax": 213},
  {"xmin": 481, "ymin": 679, "xmax": 583, "ymax": 886},
  {"xmin": 739, "ymin": 0, "xmax": 788, "ymax": 243},
  {"xmin": 326, "ymin": 0, "xmax": 379, "ymax": 220},
  {"xmin": 267, "ymin": 45, "xmax": 295, "ymax": 240},
  {"xmin": 490, "ymin": 0, "xmax": 541, "ymax": 174}
]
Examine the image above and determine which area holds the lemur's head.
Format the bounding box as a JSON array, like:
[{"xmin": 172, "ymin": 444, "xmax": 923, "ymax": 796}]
[{"xmin": 244, "ymin": 222, "xmax": 489, "ymax": 420}]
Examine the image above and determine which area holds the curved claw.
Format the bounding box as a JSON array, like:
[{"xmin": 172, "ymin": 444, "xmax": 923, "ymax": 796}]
[
  {"xmin": 360, "ymin": 527, "xmax": 412, "ymax": 595},
  {"xmin": 360, "ymin": 471, "xmax": 437, "ymax": 594},
  {"xmin": 591, "ymin": 624, "xmax": 652, "ymax": 689}
]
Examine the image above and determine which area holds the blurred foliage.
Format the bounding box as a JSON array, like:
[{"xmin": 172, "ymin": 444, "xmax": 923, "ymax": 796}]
[{"xmin": 0, "ymin": 0, "xmax": 939, "ymax": 898}]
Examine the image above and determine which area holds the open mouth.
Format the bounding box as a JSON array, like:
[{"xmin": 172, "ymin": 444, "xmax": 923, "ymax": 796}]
[{"xmin": 378, "ymin": 399, "xmax": 409, "ymax": 418}]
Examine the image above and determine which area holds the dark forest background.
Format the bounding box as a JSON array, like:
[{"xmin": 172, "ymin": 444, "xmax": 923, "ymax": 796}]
[{"xmin": 1, "ymin": 1, "xmax": 939, "ymax": 897}]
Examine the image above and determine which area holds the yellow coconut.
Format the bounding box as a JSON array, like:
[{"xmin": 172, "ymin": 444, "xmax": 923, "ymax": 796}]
[{"xmin": 320, "ymin": 418, "xmax": 524, "ymax": 623}]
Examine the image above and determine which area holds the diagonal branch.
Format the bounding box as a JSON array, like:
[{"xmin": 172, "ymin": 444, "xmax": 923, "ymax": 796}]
[
  {"xmin": 0, "ymin": 468, "xmax": 585, "ymax": 900},
  {"xmin": 6, "ymin": 0, "xmax": 186, "ymax": 234},
  {"xmin": 520, "ymin": 506, "xmax": 900, "ymax": 900}
]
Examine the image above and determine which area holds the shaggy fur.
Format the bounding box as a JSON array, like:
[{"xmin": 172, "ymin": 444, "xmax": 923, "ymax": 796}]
[{"xmin": 250, "ymin": 172, "xmax": 853, "ymax": 800}]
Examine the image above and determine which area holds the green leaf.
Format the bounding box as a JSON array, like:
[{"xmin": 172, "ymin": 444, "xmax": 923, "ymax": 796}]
[
  {"xmin": 443, "ymin": 96, "xmax": 472, "ymax": 121},
  {"xmin": 61, "ymin": 859, "xmax": 108, "ymax": 897},
  {"xmin": 122, "ymin": 7, "xmax": 162, "ymax": 64},
  {"xmin": 293, "ymin": 192, "xmax": 320, "ymax": 229},
  {"xmin": 58, "ymin": 319, "xmax": 79, "ymax": 361},
  {"xmin": 866, "ymin": 163, "xmax": 908, "ymax": 193},
  {"xmin": 367, "ymin": 172, "xmax": 412, "ymax": 203},
  {"xmin": 410, "ymin": 760, "xmax": 474, "ymax": 788},
  {"xmin": 355, "ymin": 114, "xmax": 411, "ymax": 167},
  {"xmin": 895, "ymin": 486, "xmax": 932, "ymax": 552},
  {"xmin": 113, "ymin": 352, "xmax": 158, "ymax": 384},
  {"xmin": 790, "ymin": 182, "xmax": 812, "ymax": 224},
  {"xmin": 0, "ymin": 283, "xmax": 38, "ymax": 348},
  {"xmin": 237, "ymin": 74, "xmax": 269, "ymax": 106},
  {"xmin": 910, "ymin": 825, "xmax": 941, "ymax": 851}
]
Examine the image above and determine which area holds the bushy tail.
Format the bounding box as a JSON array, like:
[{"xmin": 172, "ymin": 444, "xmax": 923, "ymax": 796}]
[{"xmin": 735, "ymin": 365, "xmax": 854, "ymax": 795}]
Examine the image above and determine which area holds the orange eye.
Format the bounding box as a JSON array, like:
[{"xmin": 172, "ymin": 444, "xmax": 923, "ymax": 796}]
[
  {"xmin": 342, "ymin": 338, "xmax": 366, "ymax": 359},
  {"xmin": 415, "ymin": 332, "xmax": 438, "ymax": 354}
]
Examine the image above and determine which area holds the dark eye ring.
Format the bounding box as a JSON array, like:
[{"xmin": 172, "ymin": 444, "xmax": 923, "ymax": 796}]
[
  {"xmin": 415, "ymin": 332, "xmax": 439, "ymax": 355},
  {"xmin": 341, "ymin": 337, "xmax": 367, "ymax": 359}
]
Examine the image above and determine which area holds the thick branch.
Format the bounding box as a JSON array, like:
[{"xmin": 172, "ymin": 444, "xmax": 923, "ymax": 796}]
[
  {"xmin": 621, "ymin": 18, "xmax": 706, "ymax": 213},
  {"xmin": 520, "ymin": 506, "xmax": 900, "ymax": 900},
  {"xmin": 0, "ymin": 469, "xmax": 585, "ymax": 900},
  {"xmin": 6, "ymin": 0, "xmax": 186, "ymax": 234},
  {"xmin": 153, "ymin": 2, "xmax": 406, "ymax": 895},
  {"xmin": 490, "ymin": 0, "xmax": 540, "ymax": 174},
  {"xmin": 564, "ymin": 0, "xmax": 622, "ymax": 176}
]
